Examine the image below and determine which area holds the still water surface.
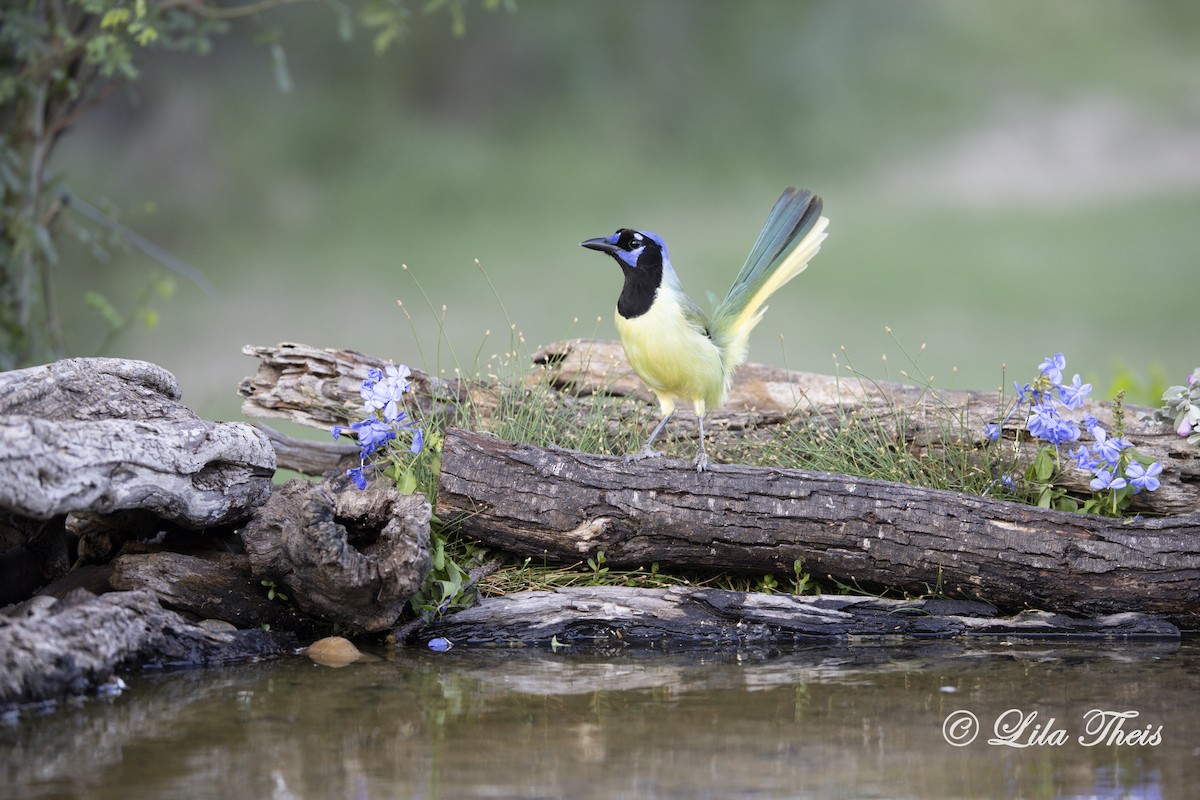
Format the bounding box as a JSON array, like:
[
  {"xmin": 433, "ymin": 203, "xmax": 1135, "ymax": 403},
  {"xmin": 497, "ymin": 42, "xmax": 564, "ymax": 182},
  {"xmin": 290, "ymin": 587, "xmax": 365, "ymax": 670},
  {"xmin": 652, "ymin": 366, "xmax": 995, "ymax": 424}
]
[{"xmin": 4, "ymin": 639, "xmax": 1197, "ymax": 799}]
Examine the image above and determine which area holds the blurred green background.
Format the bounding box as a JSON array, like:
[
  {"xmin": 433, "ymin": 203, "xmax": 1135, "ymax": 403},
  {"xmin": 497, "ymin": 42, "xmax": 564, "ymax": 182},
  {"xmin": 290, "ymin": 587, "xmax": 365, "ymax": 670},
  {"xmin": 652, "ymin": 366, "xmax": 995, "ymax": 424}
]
[{"xmin": 52, "ymin": 0, "xmax": 1200, "ymax": 420}]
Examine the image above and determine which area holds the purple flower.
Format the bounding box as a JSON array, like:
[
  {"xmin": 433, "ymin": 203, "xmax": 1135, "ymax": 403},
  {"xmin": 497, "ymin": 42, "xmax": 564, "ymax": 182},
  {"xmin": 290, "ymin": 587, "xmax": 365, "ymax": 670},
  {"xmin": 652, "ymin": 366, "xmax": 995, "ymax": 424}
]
[
  {"xmin": 1026, "ymin": 404, "xmax": 1057, "ymax": 440},
  {"xmin": 428, "ymin": 637, "xmax": 453, "ymax": 652},
  {"xmin": 1026, "ymin": 404, "xmax": 1079, "ymax": 445},
  {"xmin": 1068, "ymin": 445, "xmax": 1094, "ymax": 471},
  {"xmin": 985, "ymin": 423, "xmax": 1002, "ymax": 441},
  {"xmin": 1038, "ymin": 353, "xmax": 1066, "ymax": 386},
  {"xmin": 1089, "ymin": 469, "xmax": 1127, "ymax": 492},
  {"xmin": 1179, "ymin": 417, "xmax": 1194, "ymax": 438},
  {"xmin": 352, "ymin": 417, "xmax": 396, "ymax": 456},
  {"xmin": 1014, "ymin": 382, "xmax": 1032, "ymax": 404},
  {"xmin": 1126, "ymin": 462, "xmax": 1162, "ymax": 493},
  {"xmin": 1000, "ymin": 474, "xmax": 1016, "ymax": 490},
  {"xmin": 362, "ymin": 368, "xmax": 411, "ymax": 423},
  {"xmin": 1082, "ymin": 414, "xmax": 1102, "ymax": 436},
  {"xmin": 1091, "ymin": 428, "xmax": 1128, "ymax": 466},
  {"xmin": 347, "ymin": 465, "xmax": 369, "ymax": 490},
  {"xmin": 410, "ymin": 426, "xmax": 425, "ymax": 455},
  {"xmin": 1057, "ymin": 374, "xmax": 1092, "ymax": 410}
]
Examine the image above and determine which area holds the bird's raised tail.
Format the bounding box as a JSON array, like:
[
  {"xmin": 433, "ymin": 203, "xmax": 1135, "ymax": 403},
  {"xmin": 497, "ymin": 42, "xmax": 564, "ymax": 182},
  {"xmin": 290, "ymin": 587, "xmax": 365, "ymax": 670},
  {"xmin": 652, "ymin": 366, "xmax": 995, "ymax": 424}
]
[{"xmin": 709, "ymin": 187, "xmax": 828, "ymax": 382}]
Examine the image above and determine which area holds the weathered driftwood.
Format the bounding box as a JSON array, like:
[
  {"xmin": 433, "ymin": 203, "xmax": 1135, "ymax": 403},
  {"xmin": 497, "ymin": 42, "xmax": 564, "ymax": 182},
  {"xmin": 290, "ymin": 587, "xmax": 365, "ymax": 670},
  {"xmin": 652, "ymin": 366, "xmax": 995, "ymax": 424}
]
[
  {"xmin": 240, "ymin": 475, "xmax": 432, "ymax": 632},
  {"xmin": 419, "ymin": 586, "xmax": 1178, "ymax": 647},
  {"xmin": 0, "ymin": 588, "xmax": 288, "ymax": 708},
  {"xmin": 436, "ymin": 429, "xmax": 1200, "ymax": 627},
  {"xmin": 239, "ymin": 342, "xmax": 487, "ymax": 431},
  {"xmin": 0, "ymin": 357, "xmax": 276, "ymax": 526},
  {"xmin": 238, "ymin": 340, "xmax": 1198, "ymax": 514},
  {"xmin": 108, "ymin": 551, "xmax": 318, "ymax": 635}
]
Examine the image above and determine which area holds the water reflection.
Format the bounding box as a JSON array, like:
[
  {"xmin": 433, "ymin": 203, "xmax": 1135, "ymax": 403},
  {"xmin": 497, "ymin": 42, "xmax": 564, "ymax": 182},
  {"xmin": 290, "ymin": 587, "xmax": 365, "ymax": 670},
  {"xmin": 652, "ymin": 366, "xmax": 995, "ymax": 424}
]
[{"xmin": 3, "ymin": 640, "xmax": 1196, "ymax": 798}]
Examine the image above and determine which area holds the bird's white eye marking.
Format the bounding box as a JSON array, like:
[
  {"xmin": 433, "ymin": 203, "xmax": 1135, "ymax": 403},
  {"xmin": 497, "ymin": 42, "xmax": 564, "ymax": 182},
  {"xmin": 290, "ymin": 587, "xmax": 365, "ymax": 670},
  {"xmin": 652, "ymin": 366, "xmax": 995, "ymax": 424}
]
[{"xmin": 631, "ymin": 232, "xmax": 644, "ymax": 243}]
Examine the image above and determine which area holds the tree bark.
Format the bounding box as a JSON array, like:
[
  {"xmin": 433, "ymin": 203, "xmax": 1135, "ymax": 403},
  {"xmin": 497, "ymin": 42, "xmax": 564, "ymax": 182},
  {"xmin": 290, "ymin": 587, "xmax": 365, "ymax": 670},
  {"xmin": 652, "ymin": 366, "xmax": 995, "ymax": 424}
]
[
  {"xmin": 0, "ymin": 588, "xmax": 289, "ymax": 709},
  {"xmin": 0, "ymin": 357, "xmax": 275, "ymax": 527},
  {"xmin": 108, "ymin": 551, "xmax": 319, "ymax": 636},
  {"xmin": 418, "ymin": 586, "xmax": 1179, "ymax": 648},
  {"xmin": 239, "ymin": 475, "xmax": 432, "ymax": 632},
  {"xmin": 436, "ymin": 429, "xmax": 1200, "ymax": 628},
  {"xmin": 239, "ymin": 340, "xmax": 1199, "ymax": 514}
]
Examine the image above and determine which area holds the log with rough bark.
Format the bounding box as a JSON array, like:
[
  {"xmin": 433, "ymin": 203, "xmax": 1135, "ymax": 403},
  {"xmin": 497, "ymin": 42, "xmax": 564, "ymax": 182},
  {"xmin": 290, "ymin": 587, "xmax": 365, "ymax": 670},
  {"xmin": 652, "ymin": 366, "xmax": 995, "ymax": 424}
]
[
  {"xmin": 108, "ymin": 550, "xmax": 320, "ymax": 636},
  {"xmin": 0, "ymin": 357, "xmax": 275, "ymax": 526},
  {"xmin": 0, "ymin": 588, "xmax": 289, "ymax": 709},
  {"xmin": 239, "ymin": 341, "xmax": 487, "ymax": 430},
  {"xmin": 238, "ymin": 341, "xmax": 1198, "ymax": 515},
  {"xmin": 436, "ymin": 429, "xmax": 1200, "ymax": 628},
  {"xmin": 0, "ymin": 357, "xmax": 277, "ymax": 602},
  {"xmin": 419, "ymin": 586, "xmax": 1179, "ymax": 648},
  {"xmin": 239, "ymin": 475, "xmax": 433, "ymax": 632},
  {"xmin": 532, "ymin": 339, "xmax": 1200, "ymax": 515}
]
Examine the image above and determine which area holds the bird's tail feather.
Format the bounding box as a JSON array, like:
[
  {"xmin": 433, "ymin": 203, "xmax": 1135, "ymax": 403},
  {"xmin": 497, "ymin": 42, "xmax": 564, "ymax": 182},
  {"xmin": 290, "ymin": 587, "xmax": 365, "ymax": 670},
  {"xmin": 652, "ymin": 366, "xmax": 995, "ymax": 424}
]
[{"xmin": 709, "ymin": 188, "xmax": 828, "ymax": 381}]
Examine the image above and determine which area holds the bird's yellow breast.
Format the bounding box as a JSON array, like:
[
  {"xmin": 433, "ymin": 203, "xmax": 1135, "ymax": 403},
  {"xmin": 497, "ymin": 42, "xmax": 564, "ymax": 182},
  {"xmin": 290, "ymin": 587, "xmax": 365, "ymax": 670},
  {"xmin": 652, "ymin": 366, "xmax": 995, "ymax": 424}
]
[{"xmin": 614, "ymin": 291, "xmax": 726, "ymax": 416}]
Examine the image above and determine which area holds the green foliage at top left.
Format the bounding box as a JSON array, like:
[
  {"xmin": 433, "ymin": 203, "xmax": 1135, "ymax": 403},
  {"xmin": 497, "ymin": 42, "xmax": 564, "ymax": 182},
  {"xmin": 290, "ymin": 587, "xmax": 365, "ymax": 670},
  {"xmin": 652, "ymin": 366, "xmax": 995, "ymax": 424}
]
[
  {"xmin": 0, "ymin": 0, "xmax": 508, "ymax": 369},
  {"xmin": 1, "ymin": 0, "xmax": 226, "ymax": 368}
]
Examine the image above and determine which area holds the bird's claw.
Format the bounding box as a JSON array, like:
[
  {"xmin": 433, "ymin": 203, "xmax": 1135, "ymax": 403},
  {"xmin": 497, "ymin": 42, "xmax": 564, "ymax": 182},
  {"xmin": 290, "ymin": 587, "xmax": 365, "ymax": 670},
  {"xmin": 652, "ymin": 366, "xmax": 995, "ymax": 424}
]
[
  {"xmin": 624, "ymin": 447, "xmax": 663, "ymax": 463},
  {"xmin": 692, "ymin": 451, "xmax": 709, "ymax": 473}
]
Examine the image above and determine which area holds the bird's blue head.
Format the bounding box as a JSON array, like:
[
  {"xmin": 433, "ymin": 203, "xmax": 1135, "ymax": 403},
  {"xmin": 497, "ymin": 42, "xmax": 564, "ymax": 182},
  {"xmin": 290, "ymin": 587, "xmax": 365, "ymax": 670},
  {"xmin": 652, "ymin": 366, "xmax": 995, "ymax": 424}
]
[{"xmin": 581, "ymin": 228, "xmax": 668, "ymax": 271}]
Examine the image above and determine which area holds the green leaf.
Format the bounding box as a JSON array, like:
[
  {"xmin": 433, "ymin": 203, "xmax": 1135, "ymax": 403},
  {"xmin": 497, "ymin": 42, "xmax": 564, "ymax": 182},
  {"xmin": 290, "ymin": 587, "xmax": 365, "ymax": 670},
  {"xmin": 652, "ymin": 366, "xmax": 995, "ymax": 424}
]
[
  {"xmin": 100, "ymin": 9, "xmax": 132, "ymax": 29},
  {"xmin": 1033, "ymin": 448, "xmax": 1055, "ymax": 482},
  {"xmin": 84, "ymin": 291, "xmax": 124, "ymax": 328}
]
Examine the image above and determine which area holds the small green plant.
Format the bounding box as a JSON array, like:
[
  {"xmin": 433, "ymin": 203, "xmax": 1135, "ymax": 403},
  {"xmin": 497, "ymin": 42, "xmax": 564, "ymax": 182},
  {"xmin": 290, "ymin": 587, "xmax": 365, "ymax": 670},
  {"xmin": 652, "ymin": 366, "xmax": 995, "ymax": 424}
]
[
  {"xmin": 409, "ymin": 527, "xmax": 480, "ymax": 621},
  {"xmin": 261, "ymin": 579, "xmax": 288, "ymax": 603},
  {"xmin": 585, "ymin": 550, "xmax": 610, "ymax": 584},
  {"xmin": 789, "ymin": 559, "xmax": 817, "ymax": 595},
  {"xmin": 1150, "ymin": 368, "xmax": 1200, "ymax": 446}
]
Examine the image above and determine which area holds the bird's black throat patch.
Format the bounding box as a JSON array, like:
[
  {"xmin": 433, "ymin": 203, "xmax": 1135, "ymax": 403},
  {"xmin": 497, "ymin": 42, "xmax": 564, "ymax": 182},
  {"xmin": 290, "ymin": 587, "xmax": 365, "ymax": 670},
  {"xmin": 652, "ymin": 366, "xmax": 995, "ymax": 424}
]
[{"xmin": 616, "ymin": 250, "xmax": 663, "ymax": 319}]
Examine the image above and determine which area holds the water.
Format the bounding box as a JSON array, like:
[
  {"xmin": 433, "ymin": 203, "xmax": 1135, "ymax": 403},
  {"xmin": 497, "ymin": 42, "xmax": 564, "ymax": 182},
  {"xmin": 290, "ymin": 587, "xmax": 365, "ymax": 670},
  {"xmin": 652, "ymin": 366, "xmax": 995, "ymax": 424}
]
[{"xmin": 4, "ymin": 639, "xmax": 1197, "ymax": 799}]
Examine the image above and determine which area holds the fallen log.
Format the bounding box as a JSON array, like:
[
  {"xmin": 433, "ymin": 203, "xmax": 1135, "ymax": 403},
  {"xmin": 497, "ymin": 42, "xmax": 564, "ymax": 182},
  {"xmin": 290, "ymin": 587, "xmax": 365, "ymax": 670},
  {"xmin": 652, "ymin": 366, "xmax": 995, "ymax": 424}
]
[
  {"xmin": 0, "ymin": 588, "xmax": 289, "ymax": 709},
  {"xmin": 418, "ymin": 586, "xmax": 1179, "ymax": 648},
  {"xmin": 238, "ymin": 341, "xmax": 486, "ymax": 431},
  {"xmin": 533, "ymin": 339, "xmax": 1200, "ymax": 515},
  {"xmin": 108, "ymin": 551, "xmax": 319, "ymax": 635},
  {"xmin": 238, "ymin": 341, "xmax": 1199, "ymax": 514},
  {"xmin": 435, "ymin": 429, "xmax": 1200, "ymax": 628}
]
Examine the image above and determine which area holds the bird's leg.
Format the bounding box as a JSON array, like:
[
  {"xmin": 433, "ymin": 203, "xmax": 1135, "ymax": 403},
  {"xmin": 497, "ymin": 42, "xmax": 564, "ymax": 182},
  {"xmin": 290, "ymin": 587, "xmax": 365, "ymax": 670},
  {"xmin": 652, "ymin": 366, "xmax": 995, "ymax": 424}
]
[
  {"xmin": 625, "ymin": 409, "xmax": 673, "ymax": 463},
  {"xmin": 693, "ymin": 413, "xmax": 709, "ymax": 472}
]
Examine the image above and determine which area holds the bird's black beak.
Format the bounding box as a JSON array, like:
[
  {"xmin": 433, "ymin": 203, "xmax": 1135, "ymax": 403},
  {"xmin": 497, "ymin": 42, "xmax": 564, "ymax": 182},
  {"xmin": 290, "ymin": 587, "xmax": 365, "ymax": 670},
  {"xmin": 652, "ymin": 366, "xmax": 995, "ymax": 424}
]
[{"xmin": 581, "ymin": 237, "xmax": 620, "ymax": 255}]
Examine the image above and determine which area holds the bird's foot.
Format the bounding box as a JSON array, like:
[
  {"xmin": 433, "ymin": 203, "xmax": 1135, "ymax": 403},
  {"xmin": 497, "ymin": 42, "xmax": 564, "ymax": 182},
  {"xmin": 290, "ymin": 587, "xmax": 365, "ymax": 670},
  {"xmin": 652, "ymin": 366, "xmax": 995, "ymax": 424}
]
[
  {"xmin": 624, "ymin": 446, "xmax": 663, "ymax": 464},
  {"xmin": 692, "ymin": 450, "xmax": 709, "ymax": 473}
]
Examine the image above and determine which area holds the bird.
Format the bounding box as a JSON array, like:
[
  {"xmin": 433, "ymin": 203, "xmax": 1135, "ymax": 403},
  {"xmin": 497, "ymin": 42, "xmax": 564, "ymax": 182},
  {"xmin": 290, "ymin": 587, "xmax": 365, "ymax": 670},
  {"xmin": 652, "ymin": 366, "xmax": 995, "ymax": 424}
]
[{"xmin": 581, "ymin": 187, "xmax": 828, "ymax": 472}]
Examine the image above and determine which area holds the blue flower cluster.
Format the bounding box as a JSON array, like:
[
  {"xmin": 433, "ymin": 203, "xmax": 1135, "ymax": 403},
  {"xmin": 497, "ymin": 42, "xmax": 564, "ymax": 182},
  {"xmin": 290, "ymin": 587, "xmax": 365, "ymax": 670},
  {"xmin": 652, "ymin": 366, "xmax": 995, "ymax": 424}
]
[
  {"xmin": 333, "ymin": 364, "xmax": 424, "ymax": 489},
  {"xmin": 988, "ymin": 354, "xmax": 1162, "ymax": 495}
]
